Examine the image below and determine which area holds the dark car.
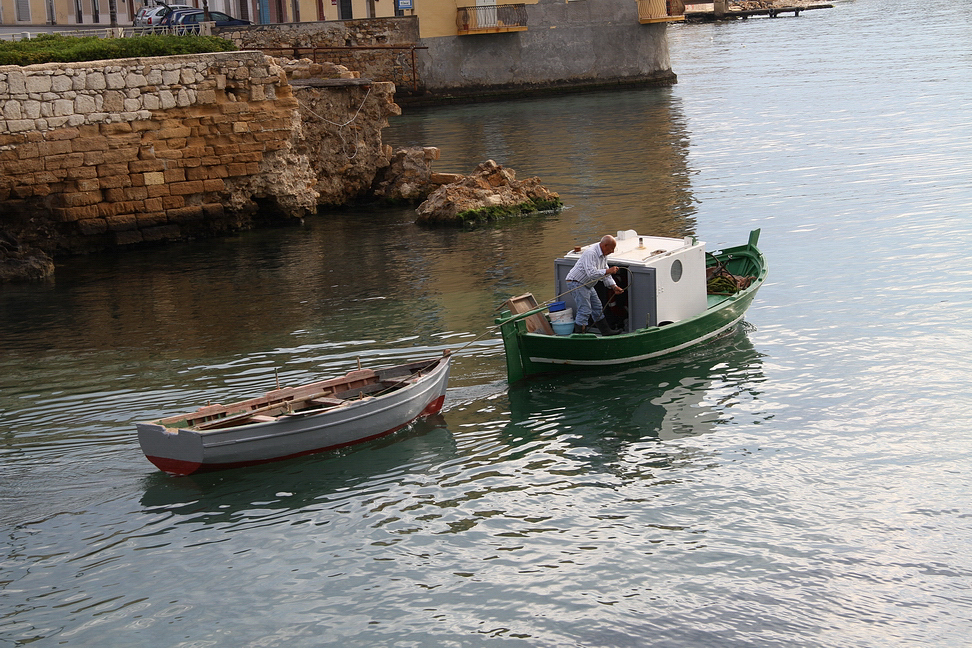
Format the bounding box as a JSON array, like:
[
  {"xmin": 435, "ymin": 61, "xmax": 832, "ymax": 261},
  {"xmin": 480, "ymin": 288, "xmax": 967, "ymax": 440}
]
[{"xmin": 159, "ymin": 8, "xmax": 251, "ymax": 27}]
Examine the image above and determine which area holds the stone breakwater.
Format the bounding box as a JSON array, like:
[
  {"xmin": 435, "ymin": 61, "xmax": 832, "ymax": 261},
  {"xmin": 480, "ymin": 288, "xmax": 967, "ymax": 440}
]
[{"xmin": 0, "ymin": 51, "xmax": 398, "ymax": 280}]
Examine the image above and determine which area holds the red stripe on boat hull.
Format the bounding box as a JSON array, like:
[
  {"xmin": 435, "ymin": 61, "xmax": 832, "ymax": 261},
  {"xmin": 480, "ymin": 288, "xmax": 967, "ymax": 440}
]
[{"xmin": 421, "ymin": 395, "xmax": 446, "ymax": 416}]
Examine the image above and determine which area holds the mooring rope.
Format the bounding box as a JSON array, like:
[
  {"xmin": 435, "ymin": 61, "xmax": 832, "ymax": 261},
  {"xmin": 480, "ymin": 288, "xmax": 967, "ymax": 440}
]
[
  {"xmin": 343, "ymin": 273, "xmax": 621, "ymax": 387},
  {"xmin": 441, "ymin": 273, "xmax": 618, "ymax": 358}
]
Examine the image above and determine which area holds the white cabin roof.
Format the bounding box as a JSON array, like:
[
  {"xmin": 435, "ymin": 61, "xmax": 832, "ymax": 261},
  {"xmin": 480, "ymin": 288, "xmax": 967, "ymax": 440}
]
[{"xmin": 563, "ymin": 231, "xmax": 702, "ymax": 268}]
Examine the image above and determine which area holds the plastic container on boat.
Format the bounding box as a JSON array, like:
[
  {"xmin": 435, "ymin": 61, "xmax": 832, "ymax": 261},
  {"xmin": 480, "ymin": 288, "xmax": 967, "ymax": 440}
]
[
  {"xmin": 552, "ymin": 321, "xmax": 575, "ymax": 336},
  {"xmin": 548, "ymin": 302, "xmax": 573, "ymax": 324}
]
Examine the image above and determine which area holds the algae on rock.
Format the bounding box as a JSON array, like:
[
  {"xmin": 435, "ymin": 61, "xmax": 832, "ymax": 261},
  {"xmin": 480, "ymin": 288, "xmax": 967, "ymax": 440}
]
[{"xmin": 415, "ymin": 160, "xmax": 561, "ymax": 226}]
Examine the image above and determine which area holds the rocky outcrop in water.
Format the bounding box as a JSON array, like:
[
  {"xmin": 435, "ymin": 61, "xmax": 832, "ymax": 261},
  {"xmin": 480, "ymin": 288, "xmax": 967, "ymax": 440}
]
[
  {"xmin": 370, "ymin": 146, "xmax": 462, "ymax": 203},
  {"xmin": 0, "ymin": 232, "xmax": 55, "ymax": 282},
  {"xmin": 415, "ymin": 160, "xmax": 561, "ymax": 226}
]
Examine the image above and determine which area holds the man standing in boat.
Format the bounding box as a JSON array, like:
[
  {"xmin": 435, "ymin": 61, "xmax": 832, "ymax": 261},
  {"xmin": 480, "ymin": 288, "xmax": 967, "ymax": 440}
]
[{"xmin": 566, "ymin": 235, "xmax": 623, "ymax": 335}]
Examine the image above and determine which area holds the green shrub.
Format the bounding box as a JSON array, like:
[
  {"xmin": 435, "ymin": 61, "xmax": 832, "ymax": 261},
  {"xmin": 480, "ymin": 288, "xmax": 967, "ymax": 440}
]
[{"xmin": 0, "ymin": 33, "xmax": 236, "ymax": 66}]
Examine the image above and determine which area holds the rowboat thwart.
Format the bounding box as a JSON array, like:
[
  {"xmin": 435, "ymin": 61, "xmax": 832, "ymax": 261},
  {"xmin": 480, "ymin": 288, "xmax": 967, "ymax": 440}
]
[
  {"xmin": 137, "ymin": 352, "xmax": 452, "ymax": 475},
  {"xmin": 495, "ymin": 229, "xmax": 766, "ymax": 383}
]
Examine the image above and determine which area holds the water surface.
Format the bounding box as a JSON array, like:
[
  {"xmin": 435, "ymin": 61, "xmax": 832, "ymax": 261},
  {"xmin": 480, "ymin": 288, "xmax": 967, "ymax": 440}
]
[{"xmin": 3, "ymin": 0, "xmax": 972, "ymax": 645}]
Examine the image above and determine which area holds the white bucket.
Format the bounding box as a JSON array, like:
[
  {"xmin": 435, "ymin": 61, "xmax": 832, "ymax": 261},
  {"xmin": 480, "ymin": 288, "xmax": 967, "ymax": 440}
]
[{"xmin": 548, "ymin": 307, "xmax": 573, "ymax": 323}]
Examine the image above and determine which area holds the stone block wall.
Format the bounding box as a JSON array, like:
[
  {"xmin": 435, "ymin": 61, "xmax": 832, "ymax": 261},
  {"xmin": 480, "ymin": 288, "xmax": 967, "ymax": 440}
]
[
  {"xmin": 292, "ymin": 79, "xmax": 401, "ymax": 206},
  {"xmin": 219, "ymin": 18, "xmax": 423, "ymax": 93},
  {"xmin": 0, "ymin": 51, "xmax": 313, "ymax": 256},
  {"xmin": 0, "ymin": 51, "xmax": 399, "ymax": 269}
]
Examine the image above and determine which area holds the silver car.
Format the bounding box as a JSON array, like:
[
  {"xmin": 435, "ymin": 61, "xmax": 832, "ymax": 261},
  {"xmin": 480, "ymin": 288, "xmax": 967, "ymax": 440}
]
[{"xmin": 133, "ymin": 3, "xmax": 192, "ymax": 27}]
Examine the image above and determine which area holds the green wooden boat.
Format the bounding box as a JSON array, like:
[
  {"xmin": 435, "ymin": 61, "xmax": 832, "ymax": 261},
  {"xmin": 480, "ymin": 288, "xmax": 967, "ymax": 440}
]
[{"xmin": 495, "ymin": 229, "xmax": 767, "ymax": 384}]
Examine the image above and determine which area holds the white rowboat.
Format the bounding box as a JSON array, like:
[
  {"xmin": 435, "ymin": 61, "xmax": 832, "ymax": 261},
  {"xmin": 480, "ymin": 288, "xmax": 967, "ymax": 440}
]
[{"xmin": 137, "ymin": 352, "xmax": 451, "ymax": 475}]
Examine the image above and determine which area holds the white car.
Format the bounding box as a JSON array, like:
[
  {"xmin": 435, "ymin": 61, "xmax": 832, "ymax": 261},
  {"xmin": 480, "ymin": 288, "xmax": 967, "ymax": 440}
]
[{"xmin": 133, "ymin": 3, "xmax": 192, "ymax": 27}]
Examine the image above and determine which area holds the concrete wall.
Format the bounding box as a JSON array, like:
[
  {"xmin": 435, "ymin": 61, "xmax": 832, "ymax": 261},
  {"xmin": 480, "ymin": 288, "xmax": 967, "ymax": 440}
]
[{"xmin": 417, "ymin": 0, "xmax": 676, "ymax": 96}]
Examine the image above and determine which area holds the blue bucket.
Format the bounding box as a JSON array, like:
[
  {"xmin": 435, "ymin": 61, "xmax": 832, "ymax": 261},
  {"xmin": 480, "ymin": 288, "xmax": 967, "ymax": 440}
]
[
  {"xmin": 552, "ymin": 321, "xmax": 575, "ymax": 336},
  {"xmin": 548, "ymin": 301, "xmax": 566, "ymax": 313}
]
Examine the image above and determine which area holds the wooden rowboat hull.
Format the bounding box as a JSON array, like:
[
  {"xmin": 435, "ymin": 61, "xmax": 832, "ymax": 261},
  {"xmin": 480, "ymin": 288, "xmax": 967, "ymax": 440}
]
[{"xmin": 137, "ymin": 355, "xmax": 451, "ymax": 475}]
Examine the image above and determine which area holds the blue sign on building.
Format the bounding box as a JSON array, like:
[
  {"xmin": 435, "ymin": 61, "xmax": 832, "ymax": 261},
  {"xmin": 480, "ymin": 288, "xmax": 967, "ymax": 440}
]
[{"xmin": 398, "ymin": 0, "xmax": 413, "ymax": 9}]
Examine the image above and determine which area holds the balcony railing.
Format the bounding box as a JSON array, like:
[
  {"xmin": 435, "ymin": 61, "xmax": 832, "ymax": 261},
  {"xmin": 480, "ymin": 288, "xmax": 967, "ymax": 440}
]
[
  {"xmin": 456, "ymin": 4, "xmax": 528, "ymax": 35},
  {"xmin": 636, "ymin": 0, "xmax": 686, "ymax": 23}
]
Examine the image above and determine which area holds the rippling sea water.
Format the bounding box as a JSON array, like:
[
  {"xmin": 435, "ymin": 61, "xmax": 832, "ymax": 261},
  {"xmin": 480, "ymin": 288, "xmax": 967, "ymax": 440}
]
[{"xmin": 3, "ymin": 0, "xmax": 972, "ymax": 645}]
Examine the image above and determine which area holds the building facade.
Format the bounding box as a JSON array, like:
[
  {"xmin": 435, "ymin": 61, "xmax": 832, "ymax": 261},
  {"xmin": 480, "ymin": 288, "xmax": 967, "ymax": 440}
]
[
  {"xmin": 2, "ymin": 0, "xmax": 675, "ymax": 102},
  {"xmin": 407, "ymin": 0, "xmax": 676, "ymax": 95},
  {"xmin": 0, "ymin": 0, "xmax": 403, "ymax": 25}
]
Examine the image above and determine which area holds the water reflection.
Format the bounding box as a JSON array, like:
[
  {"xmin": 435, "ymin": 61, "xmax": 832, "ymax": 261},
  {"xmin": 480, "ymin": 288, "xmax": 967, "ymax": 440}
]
[
  {"xmin": 502, "ymin": 325, "xmax": 765, "ymax": 468},
  {"xmin": 6, "ymin": 1, "xmax": 972, "ymax": 644},
  {"xmin": 0, "ymin": 88, "xmax": 696, "ymax": 377},
  {"xmin": 139, "ymin": 418, "xmax": 457, "ymax": 520},
  {"xmin": 385, "ymin": 87, "xmax": 697, "ymax": 241}
]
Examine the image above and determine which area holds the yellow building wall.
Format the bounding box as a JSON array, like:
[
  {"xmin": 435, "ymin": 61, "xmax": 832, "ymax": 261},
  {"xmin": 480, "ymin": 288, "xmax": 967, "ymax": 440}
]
[
  {"xmin": 413, "ymin": 0, "xmax": 538, "ymax": 39},
  {"xmin": 296, "ymin": 0, "xmax": 314, "ymax": 20},
  {"xmin": 53, "ymin": 0, "xmax": 71, "ymax": 24},
  {"xmin": 0, "ymin": 0, "xmax": 13, "ymax": 24},
  {"xmin": 293, "ymin": 0, "xmax": 397, "ymax": 22},
  {"xmin": 0, "ymin": 0, "xmax": 136, "ymax": 25},
  {"xmin": 0, "ymin": 0, "xmax": 48, "ymax": 24}
]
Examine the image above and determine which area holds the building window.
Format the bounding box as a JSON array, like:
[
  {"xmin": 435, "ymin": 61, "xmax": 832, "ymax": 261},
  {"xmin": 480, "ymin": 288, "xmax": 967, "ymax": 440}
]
[{"xmin": 16, "ymin": 0, "xmax": 31, "ymax": 21}]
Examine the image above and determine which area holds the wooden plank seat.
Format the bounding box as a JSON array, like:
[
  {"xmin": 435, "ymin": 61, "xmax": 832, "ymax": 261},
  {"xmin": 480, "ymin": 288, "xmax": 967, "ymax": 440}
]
[
  {"xmin": 304, "ymin": 397, "xmax": 346, "ymax": 408},
  {"xmin": 334, "ymin": 382, "xmax": 393, "ymax": 399}
]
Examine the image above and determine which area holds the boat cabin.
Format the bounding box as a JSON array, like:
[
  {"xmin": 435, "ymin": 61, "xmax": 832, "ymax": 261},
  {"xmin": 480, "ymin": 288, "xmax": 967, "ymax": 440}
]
[{"xmin": 554, "ymin": 230, "xmax": 708, "ymax": 333}]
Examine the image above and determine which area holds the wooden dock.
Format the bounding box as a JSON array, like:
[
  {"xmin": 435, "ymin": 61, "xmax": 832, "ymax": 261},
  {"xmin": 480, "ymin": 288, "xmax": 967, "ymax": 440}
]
[{"xmin": 684, "ymin": 3, "xmax": 834, "ymax": 20}]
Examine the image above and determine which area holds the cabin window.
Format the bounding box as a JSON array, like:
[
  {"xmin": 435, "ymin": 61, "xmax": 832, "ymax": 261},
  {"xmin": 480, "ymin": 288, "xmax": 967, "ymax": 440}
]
[{"xmin": 671, "ymin": 259, "xmax": 683, "ymax": 282}]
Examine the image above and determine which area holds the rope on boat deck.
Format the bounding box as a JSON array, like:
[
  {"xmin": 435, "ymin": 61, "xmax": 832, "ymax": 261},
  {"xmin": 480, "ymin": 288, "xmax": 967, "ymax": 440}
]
[{"xmin": 338, "ymin": 274, "xmax": 631, "ymax": 387}]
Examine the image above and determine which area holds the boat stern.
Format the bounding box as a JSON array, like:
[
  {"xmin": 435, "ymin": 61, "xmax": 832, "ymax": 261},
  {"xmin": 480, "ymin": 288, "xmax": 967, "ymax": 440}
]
[
  {"xmin": 496, "ymin": 310, "xmax": 528, "ymax": 384},
  {"xmin": 415, "ymin": 353, "xmax": 451, "ymax": 416}
]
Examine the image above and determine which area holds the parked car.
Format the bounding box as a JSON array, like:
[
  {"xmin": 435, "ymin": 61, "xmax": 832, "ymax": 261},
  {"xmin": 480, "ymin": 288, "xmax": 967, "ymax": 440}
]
[
  {"xmin": 155, "ymin": 8, "xmax": 194, "ymax": 26},
  {"xmin": 159, "ymin": 9, "xmax": 251, "ymax": 28},
  {"xmin": 133, "ymin": 3, "xmax": 192, "ymax": 27}
]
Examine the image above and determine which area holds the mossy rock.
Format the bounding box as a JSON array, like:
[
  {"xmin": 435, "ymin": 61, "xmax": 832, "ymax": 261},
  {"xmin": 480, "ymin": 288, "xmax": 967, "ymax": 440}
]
[{"xmin": 454, "ymin": 197, "xmax": 563, "ymax": 226}]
